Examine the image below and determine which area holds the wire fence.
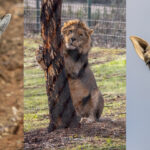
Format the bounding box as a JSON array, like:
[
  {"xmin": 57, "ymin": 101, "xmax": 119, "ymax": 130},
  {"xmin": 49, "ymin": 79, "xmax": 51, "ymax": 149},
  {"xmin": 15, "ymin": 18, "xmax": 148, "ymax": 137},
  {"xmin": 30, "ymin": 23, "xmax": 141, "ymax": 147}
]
[
  {"xmin": 24, "ymin": 0, "xmax": 126, "ymax": 48},
  {"xmin": 24, "ymin": 0, "xmax": 126, "ymax": 132}
]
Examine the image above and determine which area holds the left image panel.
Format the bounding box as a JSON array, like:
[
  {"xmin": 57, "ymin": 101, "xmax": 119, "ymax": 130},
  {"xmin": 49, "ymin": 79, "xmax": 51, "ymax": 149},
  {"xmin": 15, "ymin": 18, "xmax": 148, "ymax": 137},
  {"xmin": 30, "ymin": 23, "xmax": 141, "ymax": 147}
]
[{"xmin": 0, "ymin": 0, "xmax": 24, "ymax": 149}]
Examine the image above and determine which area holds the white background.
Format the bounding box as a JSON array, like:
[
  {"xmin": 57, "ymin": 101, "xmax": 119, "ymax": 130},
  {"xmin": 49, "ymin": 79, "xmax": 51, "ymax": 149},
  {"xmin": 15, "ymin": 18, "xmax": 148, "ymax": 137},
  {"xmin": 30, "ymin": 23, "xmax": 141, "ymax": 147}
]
[{"xmin": 127, "ymin": 0, "xmax": 150, "ymax": 149}]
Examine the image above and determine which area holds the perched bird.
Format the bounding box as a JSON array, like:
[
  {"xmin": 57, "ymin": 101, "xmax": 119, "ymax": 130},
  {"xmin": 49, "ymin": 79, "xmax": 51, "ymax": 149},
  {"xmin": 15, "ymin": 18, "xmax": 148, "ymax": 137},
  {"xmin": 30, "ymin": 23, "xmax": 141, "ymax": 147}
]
[{"xmin": 0, "ymin": 14, "xmax": 11, "ymax": 36}]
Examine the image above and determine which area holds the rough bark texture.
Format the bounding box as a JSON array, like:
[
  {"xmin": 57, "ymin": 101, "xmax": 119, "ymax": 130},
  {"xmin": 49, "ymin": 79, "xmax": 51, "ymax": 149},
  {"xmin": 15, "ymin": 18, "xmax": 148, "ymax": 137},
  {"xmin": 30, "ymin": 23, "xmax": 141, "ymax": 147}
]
[{"xmin": 41, "ymin": 0, "xmax": 80, "ymax": 132}]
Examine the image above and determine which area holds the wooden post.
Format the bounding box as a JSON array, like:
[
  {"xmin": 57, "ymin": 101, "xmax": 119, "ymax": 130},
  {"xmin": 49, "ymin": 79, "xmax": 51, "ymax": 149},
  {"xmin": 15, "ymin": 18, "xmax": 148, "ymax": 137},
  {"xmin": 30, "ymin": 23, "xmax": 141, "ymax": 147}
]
[
  {"xmin": 87, "ymin": 0, "xmax": 91, "ymax": 26},
  {"xmin": 40, "ymin": 0, "xmax": 80, "ymax": 132},
  {"xmin": 36, "ymin": 0, "xmax": 40, "ymax": 32}
]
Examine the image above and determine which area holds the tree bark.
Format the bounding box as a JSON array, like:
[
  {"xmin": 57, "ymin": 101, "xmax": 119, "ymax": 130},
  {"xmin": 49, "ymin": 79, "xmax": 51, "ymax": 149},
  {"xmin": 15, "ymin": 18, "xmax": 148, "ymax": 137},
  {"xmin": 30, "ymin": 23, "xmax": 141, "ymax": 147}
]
[{"xmin": 41, "ymin": 0, "xmax": 80, "ymax": 132}]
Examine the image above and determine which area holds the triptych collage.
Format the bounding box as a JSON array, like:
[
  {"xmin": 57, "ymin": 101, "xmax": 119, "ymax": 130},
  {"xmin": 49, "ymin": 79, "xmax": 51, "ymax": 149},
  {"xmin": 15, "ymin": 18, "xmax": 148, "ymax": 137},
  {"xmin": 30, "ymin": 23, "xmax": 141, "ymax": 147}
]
[{"xmin": 0, "ymin": 0, "xmax": 150, "ymax": 149}]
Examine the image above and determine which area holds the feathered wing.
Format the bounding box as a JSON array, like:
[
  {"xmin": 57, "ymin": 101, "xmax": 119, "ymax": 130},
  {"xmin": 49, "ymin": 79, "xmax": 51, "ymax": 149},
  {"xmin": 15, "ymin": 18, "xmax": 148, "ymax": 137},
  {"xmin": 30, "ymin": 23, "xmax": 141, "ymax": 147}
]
[
  {"xmin": 130, "ymin": 36, "xmax": 149, "ymax": 60},
  {"xmin": 0, "ymin": 14, "xmax": 11, "ymax": 36}
]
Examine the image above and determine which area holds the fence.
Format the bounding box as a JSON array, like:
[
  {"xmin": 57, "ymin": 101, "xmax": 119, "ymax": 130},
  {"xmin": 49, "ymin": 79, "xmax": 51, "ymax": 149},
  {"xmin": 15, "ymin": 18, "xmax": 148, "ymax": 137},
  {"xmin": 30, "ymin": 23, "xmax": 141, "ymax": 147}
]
[
  {"xmin": 24, "ymin": 0, "xmax": 126, "ymax": 132},
  {"xmin": 24, "ymin": 0, "xmax": 126, "ymax": 48}
]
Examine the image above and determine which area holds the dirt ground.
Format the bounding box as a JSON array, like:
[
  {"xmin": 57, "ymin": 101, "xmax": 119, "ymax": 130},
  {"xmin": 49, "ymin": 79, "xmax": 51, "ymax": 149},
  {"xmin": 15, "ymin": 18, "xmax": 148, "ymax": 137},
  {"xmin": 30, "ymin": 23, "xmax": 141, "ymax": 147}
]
[
  {"xmin": 24, "ymin": 119, "xmax": 125, "ymax": 150},
  {"xmin": 0, "ymin": 0, "xmax": 23, "ymax": 149}
]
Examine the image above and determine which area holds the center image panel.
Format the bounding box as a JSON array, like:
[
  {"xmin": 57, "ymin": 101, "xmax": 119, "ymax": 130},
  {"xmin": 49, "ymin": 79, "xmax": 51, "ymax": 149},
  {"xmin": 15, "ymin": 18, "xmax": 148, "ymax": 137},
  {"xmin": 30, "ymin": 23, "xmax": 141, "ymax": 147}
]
[{"xmin": 24, "ymin": 0, "xmax": 126, "ymax": 149}]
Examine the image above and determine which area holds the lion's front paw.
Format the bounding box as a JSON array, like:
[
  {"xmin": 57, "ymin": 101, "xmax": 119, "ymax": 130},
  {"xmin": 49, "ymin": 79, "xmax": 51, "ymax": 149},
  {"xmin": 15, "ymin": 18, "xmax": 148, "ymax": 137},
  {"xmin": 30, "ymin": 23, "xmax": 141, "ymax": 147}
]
[{"xmin": 80, "ymin": 117, "xmax": 95, "ymax": 124}]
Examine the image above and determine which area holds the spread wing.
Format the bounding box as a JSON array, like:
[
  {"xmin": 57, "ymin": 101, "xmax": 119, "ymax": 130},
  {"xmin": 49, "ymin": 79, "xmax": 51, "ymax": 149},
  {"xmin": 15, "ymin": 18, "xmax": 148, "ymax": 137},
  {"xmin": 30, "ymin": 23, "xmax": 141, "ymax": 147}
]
[{"xmin": 0, "ymin": 14, "xmax": 11, "ymax": 36}]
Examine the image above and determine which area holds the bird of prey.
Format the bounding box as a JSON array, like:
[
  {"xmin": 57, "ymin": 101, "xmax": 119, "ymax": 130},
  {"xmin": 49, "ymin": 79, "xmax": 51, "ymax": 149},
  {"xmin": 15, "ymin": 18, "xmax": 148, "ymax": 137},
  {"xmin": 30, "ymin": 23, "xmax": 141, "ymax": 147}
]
[{"xmin": 0, "ymin": 14, "xmax": 11, "ymax": 36}]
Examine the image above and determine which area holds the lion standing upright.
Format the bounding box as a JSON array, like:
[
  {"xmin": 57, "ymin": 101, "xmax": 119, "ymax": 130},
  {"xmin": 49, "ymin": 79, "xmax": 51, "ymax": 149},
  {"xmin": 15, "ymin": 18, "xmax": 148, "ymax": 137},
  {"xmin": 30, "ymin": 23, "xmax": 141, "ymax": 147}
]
[
  {"xmin": 61, "ymin": 20, "xmax": 104, "ymax": 123},
  {"xmin": 36, "ymin": 19, "xmax": 104, "ymax": 123}
]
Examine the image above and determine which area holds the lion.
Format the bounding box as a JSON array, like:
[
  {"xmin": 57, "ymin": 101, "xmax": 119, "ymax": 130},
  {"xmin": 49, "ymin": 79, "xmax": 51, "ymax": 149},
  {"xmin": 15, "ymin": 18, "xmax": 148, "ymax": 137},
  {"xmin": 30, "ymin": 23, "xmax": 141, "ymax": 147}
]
[
  {"xmin": 130, "ymin": 36, "xmax": 150, "ymax": 69},
  {"xmin": 36, "ymin": 19, "xmax": 104, "ymax": 123},
  {"xmin": 61, "ymin": 20, "xmax": 104, "ymax": 123}
]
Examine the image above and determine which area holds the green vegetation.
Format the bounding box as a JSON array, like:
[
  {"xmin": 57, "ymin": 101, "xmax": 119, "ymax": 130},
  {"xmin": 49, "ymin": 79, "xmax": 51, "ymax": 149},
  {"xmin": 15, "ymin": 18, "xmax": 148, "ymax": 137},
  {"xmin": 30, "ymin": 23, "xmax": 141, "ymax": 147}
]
[
  {"xmin": 24, "ymin": 37, "xmax": 48, "ymax": 132},
  {"xmin": 65, "ymin": 144, "xmax": 126, "ymax": 150},
  {"xmin": 24, "ymin": 38, "xmax": 126, "ymax": 149}
]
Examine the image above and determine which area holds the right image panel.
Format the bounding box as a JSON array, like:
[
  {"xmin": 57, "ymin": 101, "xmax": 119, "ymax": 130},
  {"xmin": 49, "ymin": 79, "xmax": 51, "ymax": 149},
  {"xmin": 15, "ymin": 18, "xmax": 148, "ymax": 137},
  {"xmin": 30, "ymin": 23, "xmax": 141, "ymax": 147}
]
[{"xmin": 127, "ymin": 0, "xmax": 150, "ymax": 149}]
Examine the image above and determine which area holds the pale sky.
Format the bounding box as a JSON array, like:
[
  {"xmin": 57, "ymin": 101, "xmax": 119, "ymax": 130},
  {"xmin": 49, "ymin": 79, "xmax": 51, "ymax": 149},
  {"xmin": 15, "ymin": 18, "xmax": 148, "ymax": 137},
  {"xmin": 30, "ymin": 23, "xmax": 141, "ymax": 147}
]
[{"xmin": 127, "ymin": 0, "xmax": 150, "ymax": 149}]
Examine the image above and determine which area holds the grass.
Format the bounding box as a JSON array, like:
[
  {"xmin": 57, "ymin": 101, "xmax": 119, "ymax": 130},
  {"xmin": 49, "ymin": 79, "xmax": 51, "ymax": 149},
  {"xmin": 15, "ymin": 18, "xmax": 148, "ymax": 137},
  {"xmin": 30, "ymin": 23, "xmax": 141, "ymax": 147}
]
[
  {"xmin": 24, "ymin": 37, "xmax": 126, "ymax": 149},
  {"xmin": 24, "ymin": 37, "xmax": 48, "ymax": 131},
  {"xmin": 66, "ymin": 144, "xmax": 126, "ymax": 150},
  {"xmin": 62, "ymin": 136, "xmax": 126, "ymax": 150},
  {"xmin": 91, "ymin": 58, "xmax": 126, "ymax": 95}
]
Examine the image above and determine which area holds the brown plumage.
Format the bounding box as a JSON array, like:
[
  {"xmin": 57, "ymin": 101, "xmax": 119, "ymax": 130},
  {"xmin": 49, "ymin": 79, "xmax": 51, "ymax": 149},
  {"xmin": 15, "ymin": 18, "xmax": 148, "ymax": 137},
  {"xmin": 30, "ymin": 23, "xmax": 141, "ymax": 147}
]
[{"xmin": 0, "ymin": 14, "xmax": 11, "ymax": 36}]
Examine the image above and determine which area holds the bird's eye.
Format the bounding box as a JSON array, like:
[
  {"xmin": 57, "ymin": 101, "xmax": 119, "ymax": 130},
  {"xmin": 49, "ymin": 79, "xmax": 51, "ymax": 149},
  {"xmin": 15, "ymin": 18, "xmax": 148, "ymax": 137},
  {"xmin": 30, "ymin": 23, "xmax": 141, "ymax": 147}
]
[{"xmin": 69, "ymin": 30, "xmax": 72, "ymax": 34}]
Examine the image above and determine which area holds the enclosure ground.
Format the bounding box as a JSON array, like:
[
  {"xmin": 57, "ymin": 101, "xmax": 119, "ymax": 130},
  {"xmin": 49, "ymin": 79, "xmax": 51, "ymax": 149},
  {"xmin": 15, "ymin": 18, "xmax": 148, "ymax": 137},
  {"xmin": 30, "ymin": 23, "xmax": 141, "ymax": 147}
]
[
  {"xmin": 24, "ymin": 37, "xmax": 126, "ymax": 149},
  {"xmin": 25, "ymin": 119, "xmax": 125, "ymax": 150},
  {"xmin": 0, "ymin": 0, "xmax": 23, "ymax": 149}
]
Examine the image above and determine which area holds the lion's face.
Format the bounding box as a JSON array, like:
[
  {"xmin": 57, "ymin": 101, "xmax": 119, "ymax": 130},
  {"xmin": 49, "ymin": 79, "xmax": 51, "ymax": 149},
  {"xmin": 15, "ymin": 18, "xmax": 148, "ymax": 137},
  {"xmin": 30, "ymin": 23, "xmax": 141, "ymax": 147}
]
[{"xmin": 61, "ymin": 20, "xmax": 93, "ymax": 53}]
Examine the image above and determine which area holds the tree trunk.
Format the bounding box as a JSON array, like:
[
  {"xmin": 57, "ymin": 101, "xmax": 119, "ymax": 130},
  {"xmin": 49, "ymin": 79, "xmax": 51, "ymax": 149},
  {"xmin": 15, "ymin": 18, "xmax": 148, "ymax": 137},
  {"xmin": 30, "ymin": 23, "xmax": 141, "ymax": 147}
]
[{"xmin": 41, "ymin": 0, "xmax": 80, "ymax": 132}]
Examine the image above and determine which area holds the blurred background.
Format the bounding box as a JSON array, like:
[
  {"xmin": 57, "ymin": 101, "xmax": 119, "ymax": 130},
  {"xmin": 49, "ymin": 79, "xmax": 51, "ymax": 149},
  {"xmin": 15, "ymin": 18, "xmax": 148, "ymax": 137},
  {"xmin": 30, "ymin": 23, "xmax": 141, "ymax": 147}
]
[
  {"xmin": 24, "ymin": 0, "xmax": 126, "ymax": 48},
  {"xmin": 127, "ymin": 0, "xmax": 150, "ymax": 149},
  {"xmin": 0, "ymin": 0, "xmax": 23, "ymax": 149}
]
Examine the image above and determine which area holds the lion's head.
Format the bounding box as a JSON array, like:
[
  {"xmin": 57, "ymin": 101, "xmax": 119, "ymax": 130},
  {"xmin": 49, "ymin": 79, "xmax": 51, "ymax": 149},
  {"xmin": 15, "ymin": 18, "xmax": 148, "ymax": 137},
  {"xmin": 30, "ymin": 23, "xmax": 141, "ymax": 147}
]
[{"xmin": 61, "ymin": 20, "xmax": 93, "ymax": 54}]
